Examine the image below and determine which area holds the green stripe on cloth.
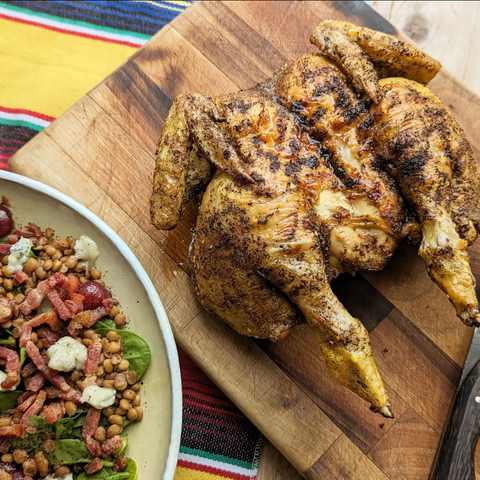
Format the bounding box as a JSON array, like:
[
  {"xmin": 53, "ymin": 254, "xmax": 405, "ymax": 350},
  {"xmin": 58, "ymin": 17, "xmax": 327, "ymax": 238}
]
[
  {"xmin": 179, "ymin": 446, "xmax": 259, "ymax": 471},
  {"xmin": 0, "ymin": 118, "xmax": 43, "ymax": 132}
]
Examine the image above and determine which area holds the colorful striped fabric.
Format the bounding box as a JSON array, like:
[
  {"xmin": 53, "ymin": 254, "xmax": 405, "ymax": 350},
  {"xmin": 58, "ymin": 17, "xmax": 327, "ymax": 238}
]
[{"xmin": 0, "ymin": 1, "xmax": 264, "ymax": 479}]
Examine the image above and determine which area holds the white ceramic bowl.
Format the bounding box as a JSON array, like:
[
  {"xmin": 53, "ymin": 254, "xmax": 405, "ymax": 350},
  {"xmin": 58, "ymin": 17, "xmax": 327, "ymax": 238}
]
[{"xmin": 0, "ymin": 170, "xmax": 182, "ymax": 480}]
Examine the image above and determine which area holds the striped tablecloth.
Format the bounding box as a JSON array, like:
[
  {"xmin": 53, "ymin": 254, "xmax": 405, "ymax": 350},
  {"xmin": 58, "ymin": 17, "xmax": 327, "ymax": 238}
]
[{"xmin": 0, "ymin": 1, "xmax": 264, "ymax": 479}]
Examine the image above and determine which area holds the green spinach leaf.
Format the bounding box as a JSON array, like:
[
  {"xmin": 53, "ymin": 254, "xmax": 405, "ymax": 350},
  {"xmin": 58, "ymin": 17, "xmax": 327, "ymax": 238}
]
[
  {"xmin": 114, "ymin": 437, "xmax": 128, "ymax": 458},
  {"xmin": 46, "ymin": 438, "xmax": 93, "ymax": 465},
  {"xmin": 93, "ymin": 323, "xmax": 151, "ymax": 379},
  {"xmin": 56, "ymin": 410, "xmax": 87, "ymax": 440},
  {"xmin": 124, "ymin": 458, "xmax": 137, "ymax": 480},
  {"xmin": 0, "ymin": 391, "xmax": 23, "ymax": 412},
  {"xmin": 76, "ymin": 467, "xmax": 130, "ymax": 480},
  {"xmin": 12, "ymin": 415, "xmax": 53, "ymax": 452}
]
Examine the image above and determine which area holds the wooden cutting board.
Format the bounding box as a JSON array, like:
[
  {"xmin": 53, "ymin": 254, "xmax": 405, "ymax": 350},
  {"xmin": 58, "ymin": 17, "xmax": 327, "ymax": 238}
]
[{"xmin": 10, "ymin": 1, "xmax": 480, "ymax": 478}]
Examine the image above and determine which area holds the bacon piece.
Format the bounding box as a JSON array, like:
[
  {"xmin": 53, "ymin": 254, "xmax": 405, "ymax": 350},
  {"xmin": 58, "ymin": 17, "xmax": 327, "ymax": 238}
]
[
  {"xmin": 0, "ymin": 244, "xmax": 11, "ymax": 255},
  {"xmin": 36, "ymin": 326, "xmax": 62, "ymax": 349},
  {"xmin": 26, "ymin": 309, "xmax": 62, "ymax": 332},
  {"xmin": 64, "ymin": 299, "xmax": 80, "ymax": 318},
  {"xmin": 112, "ymin": 457, "xmax": 128, "ymax": 472},
  {"xmin": 67, "ymin": 320, "xmax": 82, "ymax": 337},
  {"xmin": 19, "ymin": 324, "xmax": 32, "ymax": 348},
  {"xmin": 84, "ymin": 342, "xmax": 101, "ymax": 375},
  {"xmin": 0, "ymin": 424, "xmax": 23, "ymax": 437},
  {"xmin": 24, "ymin": 372, "xmax": 46, "ymax": 392},
  {"xmin": 16, "ymin": 391, "xmax": 35, "ymax": 405},
  {"xmin": 45, "ymin": 386, "xmax": 82, "ymax": 403},
  {"xmin": 7, "ymin": 235, "xmax": 18, "ymax": 245},
  {"xmin": 47, "ymin": 290, "xmax": 71, "ymax": 320},
  {"xmin": 13, "ymin": 223, "xmax": 41, "ymax": 239},
  {"xmin": 0, "ymin": 462, "xmax": 16, "ymax": 473},
  {"xmin": 43, "ymin": 402, "xmax": 66, "ymax": 424},
  {"xmin": 46, "ymin": 273, "xmax": 70, "ymax": 300},
  {"xmin": 84, "ymin": 457, "xmax": 103, "ymax": 475},
  {"xmin": 102, "ymin": 436, "xmax": 122, "ymax": 456},
  {"xmin": 16, "ymin": 394, "xmax": 37, "ymax": 413},
  {"xmin": 13, "ymin": 271, "xmax": 29, "ymax": 284},
  {"xmin": 78, "ymin": 375, "xmax": 97, "ymax": 391},
  {"xmin": 21, "ymin": 362, "xmax": 36, "ymax": 379},
  {"xmin": 72, "ymin": 297, "xmax": 114, "ymax": 329},
  {"xmin": 18, "ymin": 281, "xmax": 50, "ymax": 316},
  {"xmin": 12, "ymin": 471, "xmax": 24, "ymax": 480},
  {"xmin": 0, "ymin": 347, "xmax": 19, "ymax": 389},
  {"xmin": 0, "ymin": 297, "xmax": 13, "ymax": 324},
  {"xmin": 70, "ymin": 293, "xmax": 84, "ymax": 312},
  {"xmin": 85, "ymin": 437, "xmax": 103, "ymax": 457},
  {"xmin": 25, "ymin": 341, "xmax": 70, "ymax": 392},
  {"xmin": 0, "ymin": 438, "xmax": 13, "ymax": 454},
  {"xmin": 21, "ymin": 390, "xmax": 46, "ymax": 424},
  {"xmin": 82, "ymin": 408, "xmax": 101, "ymax": 438}
]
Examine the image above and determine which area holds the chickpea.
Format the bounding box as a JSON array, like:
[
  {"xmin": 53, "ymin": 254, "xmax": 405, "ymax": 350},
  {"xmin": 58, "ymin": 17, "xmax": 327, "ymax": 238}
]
[
  {"xmin": 114, "ymin": 374, "xmax": 127, "ymax": 391},
  {"xmin": 35, "ymin": 451, "xmax": 49, "ymax": 477},
  {"xmin": 2, "ymin": 318, "xmax": 12, "ymax": 327},
  {"xmin": 36, "ymin": 340, "xmax": 44, "ymax": 350},
  {"xmin": 0, "ymin": 470, "xmax": 12, "ymax": 480},
  {"xmin": 101, "ymin": 338, "xmax": 109, "ymax": 352},
  {"xmin": 83, "ymin": 338, "xmax": 92, "ymax": 347},
  {"xmin": 65, "ymin": 401, "xmax": 78, "ymax": 417},
  {"xmin": 94, "ymin": 426, "xmax": 106, "ymax": 442},
  {"xmin": 57, "ymin": 240, "xmax": 69, "ymax": 252},
  {"xmin": 130, "ymin": 381, "xmax": 140, "ymax": 391},
  {"xmin": 1, "ymin": 266, "xmax": 14, "ymax": 277},
  {"xmin": 75, "ymin": 261, "xmax": 87, "ymax": 273},
  {"xmin": 134, "ymin": 406, "xmax": 143, "ymax": 421},
  {"xmin": 122, "ymin": 389, "xmax": 135, "ymax": 401},
  {"xmin": 118, "ymin": 359, "xmax": 129, "ymax": 371},
  {"xmin": 108, "ymin": 306, "xmax": 120, "ymax": 318},
  {"xmin": 99, "ymin": 353, "xmax": 105, "ymax": 365},
  {"xmin": 42, "ymin": 259, "xmax": 53, "ymax": 271},
  {"xmin": 2, "ymin": 278, "xmax": 12, "ymax": 291},
  {"xmin": 96, "ymin": 366, "xmax": 105, "ymax": 377},
  {"xmin": 96, "ymin": 378, "xmax": 103, "ymax": 387},
  {"xmin": 70, "ymin": 370, "xmax": 82, "ymax": 382},
  {"xmin": 106, "ymin": 331, "xmax": 119, "ymax": 342},
  {"xmin": 90, "ymin": 269, "xmax": 102, "ymax": 280},
  {"xmin": 102, "ymin": 407, "xmax": 115, "ymax": 418},
  {"xmin": 1, "ymin": 454, "xmax": 12, "ymax": 463},
  {"xmin": 111, "ymin": 354, "xmax": 122, "ymax": 366},
  {"xmin": 115, "ymin": 408, "xmax": 127, "ymax": 416},
  {"xmin": 30, "ymin": 332, "xmax": 38, "ymax": 344},
  {"xmin": 51, "ymin": 251, "xmax": 62, "ymax": 261},
  {"xmin": 109, "ymin": 341, "xmax": 121, "ymax": 354},
  {"xmin": 14, "ymin": 293, "xmax": 25, "ymax": 305},
  {"xmin": 107, "ymin": 424, "xmax": 122, "ymax": 438},
  {"xmin": 45, "ymin": 228, "xmax": 54, "ymax": 239},
  {"xmin": 114, "ymin": 313, "xmax": 126, "ymax": 327},
  {"xmin": 23, "ymin": 257, "xmax": 38, "ymax": 274},
  {"xmin": 119, "ymin": 399, "xmax": 130, "ymax": 412},
  {"xmin": 43, "ymin": 439, "xmax": 55, "ymax": 453},
  {"xmin": 0, "ymin": 417, "xmax": 10, "ymax": 427},
  {"xmin": 105, "ymin": 373, "xmax": 116, "ymax": 381},
  {"xmin": 55, "ymin": 466, "xmax": 71, "ymax": 477},
  {"xmin": 132, "ymin": 395, "xmax": 141, "ymax": 407},
  {"xmin": 59, "ymin": 264, "xmax": 69, "ymax": 274},
  {"xmin": 35, "ymin": 267, "xmax": 47, "ymax": 280},
  {"xmin": 45, "ymin": 245, "xmax": 56, "ymax": 257},
  {"xmin": 79, "ymin": 276, "xmax": 88, "ymax": 284},
  {"xmin": 22, "ymin": 459, "xmax": 37, "ymax": 477},
  {"xmin": 12, "ymin": 449, "xmax": 28, "ymax": 464},
  {"xmin": 126, "ymin": 408, "xmax": 138, "ymax": 422},
  {"xmin": 52, "ymin": 259, "xmax": 62, "ymax": 272},
  {"xmin": 12, "ymin": 318, "xmax": 25, "ymax": 328},
  {"xmin": 65, "ymin": 256, "xmax": 78, "ymax": 269},
  {"xmin": 102, "ymin": 379, "xmax": 114, "ymax": 388},
  {"xmin": 104, "ymin": 359, "xmax": 113, "ymax": 373},
  {"xmin": 108, "ymin": 414, "xmax": 124, "ymax": 426},
  {"xmin": 83, "ymin": 329, "xmax": 95, "ymax": 339},
  {"xmin": 0, "ymin": 287, "xmax": 6, "ymax": 296}
]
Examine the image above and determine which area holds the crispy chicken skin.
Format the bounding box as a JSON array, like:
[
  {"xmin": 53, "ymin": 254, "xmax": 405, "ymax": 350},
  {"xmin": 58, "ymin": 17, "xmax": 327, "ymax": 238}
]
[
  {"xmin": 150, "ymin": 20, "xmax": 480, "ymax": 415},
  {"xmin": 310, "ymin": 21, "xmax": 441, "ymax": 104},
  {"xmin": 270, "ymin": 53, "xmax": 406, "ymax": 271},
  {"xmin": 151, "ymin": 90, "xmax": 393, "ymax": 415}
]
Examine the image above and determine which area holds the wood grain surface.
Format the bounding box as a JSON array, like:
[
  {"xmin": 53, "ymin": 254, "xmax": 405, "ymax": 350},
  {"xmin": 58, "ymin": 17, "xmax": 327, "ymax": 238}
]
[{"xmin": 9, "ymin": 1, "xmax": 480, "ymax": 479}]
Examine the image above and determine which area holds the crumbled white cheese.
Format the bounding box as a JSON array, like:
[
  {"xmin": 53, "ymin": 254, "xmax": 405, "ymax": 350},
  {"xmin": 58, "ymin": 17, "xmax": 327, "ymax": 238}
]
[
  {"xmin": 74, "ymin": 235, "xmax": 99, "ymax": 266},
  {"xmin": 0, "ymin": 370, "xmax": 16, "ymax": 391},
  {"xmin": 45, "ymin": 474, "xmax": 73, "ymax": 480},
  {"xmin": 47, "ymin": 336, "xmax": 88, "ymax": 372},
  {"xmin": 80, "ymin": 385, "xmax": 116, "ymax": 410},
  {"xmin": 7, "ymin": 237, "xmax": 33, "ymax": 272}
]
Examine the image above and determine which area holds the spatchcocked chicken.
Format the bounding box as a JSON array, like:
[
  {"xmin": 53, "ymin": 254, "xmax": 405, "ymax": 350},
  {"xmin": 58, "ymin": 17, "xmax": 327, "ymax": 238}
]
[{"xmin": 150, "ymin": 22, "xmax": 480, "ymax": 416}]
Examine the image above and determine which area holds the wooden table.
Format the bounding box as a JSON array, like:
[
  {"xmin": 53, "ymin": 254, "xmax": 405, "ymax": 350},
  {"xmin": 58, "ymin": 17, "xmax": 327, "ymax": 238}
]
[
  {"xmin": 259, "ymin": 1, "xmax": 480, "ymax": 479},
  {"xmin": 9, "ymin": 2, "xmax": 480, "ymax": 479}
]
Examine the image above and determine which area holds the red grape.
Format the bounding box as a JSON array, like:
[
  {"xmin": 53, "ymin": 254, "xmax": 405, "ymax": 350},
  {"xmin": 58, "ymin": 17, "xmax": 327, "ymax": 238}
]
[
  {"xmin": 77, "ymin": 281, "xmax": 112, "ymax": 310},
  {"xmin": 0, "ymin": 206, "xmax": 13, "ymax": 237}
]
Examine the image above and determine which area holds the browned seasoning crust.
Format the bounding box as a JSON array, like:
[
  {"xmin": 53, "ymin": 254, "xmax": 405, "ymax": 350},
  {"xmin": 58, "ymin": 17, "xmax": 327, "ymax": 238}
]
[{"xmin": 150, "ymin": 20, "xmax": 480, "ymax": 415}]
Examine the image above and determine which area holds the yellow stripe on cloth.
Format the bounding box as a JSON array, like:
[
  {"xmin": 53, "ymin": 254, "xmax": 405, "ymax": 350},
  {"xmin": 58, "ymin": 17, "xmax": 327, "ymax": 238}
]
[
  {"xmin": 175, "ymin": 467, "xmax": 235, "ymax": 480},
  {"xmin": 0, "ymin": 17, "xmax": 135, "ymax": 118}
]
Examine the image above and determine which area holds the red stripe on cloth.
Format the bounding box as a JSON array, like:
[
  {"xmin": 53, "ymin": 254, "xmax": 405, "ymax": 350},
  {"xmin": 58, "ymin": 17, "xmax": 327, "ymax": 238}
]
[
  {"xmin": 0, "ymin": 138, "xmax": 29, "ymax": 146},
  {"xmin": 0, "ymin": 13, "xmax": 142, "ymax": 49},
  {"xmin": 177, "ymin": 459, "xmax": 252, "ymax": 480},
  {"xmin": 0, "ymin": 161, "xmax": 11, "ymax": 171},
  {"xmin": 0, "ymin": 146, "xmax": 20, "ymax": 152},
  {"xmin": 0, "ymin": 106, "xmax": 55, "ymax": 123},
  {"xmin": 0, "ymin": 154, "xmax": 12, "ymax": 160}
]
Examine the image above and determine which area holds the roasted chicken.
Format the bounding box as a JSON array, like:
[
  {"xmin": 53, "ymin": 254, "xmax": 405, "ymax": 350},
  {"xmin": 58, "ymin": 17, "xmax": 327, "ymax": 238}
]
[{"xmin": 150, "ymin": 21, "xmax": 480, "ymax": 415}]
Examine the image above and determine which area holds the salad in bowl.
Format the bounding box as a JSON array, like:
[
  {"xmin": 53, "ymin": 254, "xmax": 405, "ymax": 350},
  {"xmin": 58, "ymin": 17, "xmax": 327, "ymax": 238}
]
[{"xmin": 0, "ymin": 196, "xmax": 151, "ymax": 480}]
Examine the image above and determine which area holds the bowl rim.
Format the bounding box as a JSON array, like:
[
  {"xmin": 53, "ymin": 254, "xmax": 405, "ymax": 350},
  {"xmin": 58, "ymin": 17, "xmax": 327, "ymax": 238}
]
[{"xmin": 0, "ymin": 170, "xmax": 182, "ymax": 480}]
